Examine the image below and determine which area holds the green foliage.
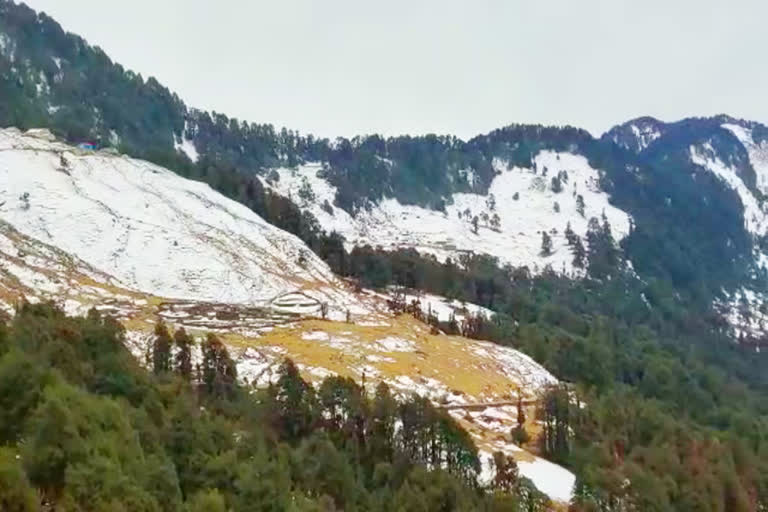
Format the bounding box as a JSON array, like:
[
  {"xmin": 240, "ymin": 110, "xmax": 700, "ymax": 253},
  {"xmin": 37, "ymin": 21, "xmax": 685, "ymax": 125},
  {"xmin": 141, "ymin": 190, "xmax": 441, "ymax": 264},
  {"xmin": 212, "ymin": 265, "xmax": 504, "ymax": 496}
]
[
  {"xmin": 0, "ymin": 303, "xmax": 532, "ymax": 510},
  {"xmin": 200, "ymin": 333, "xmax": 237, "ymax": 398},
  {"xmin": 153, "ymin": 320, "xmax": 172, "ymax": 375},
  {"xmin": 339, "ymin": 243, "xmax": 768, "ymax": 509},
  {"xmin": 2, "ymin": 0, "xmax": 763, "ymax": 302},
  {"xmin": 173, "ymin": 327, "xmax": 193, "ymax": 381},
  {"xmin": 2, "ymin": 0, "xmax": 765, "ymax": 301},
  {"xmin": 3, "ymin": 2, "xmax": 768, "ymax": 508},
  {"xmin": 187, "ymin": 490, "xmax": 226, "ymax": 512},
  {"xmin": 0, "ymin": 448, "xmax": 39, "ymax": 512},
  {"xmin": 511, "ymin": 426, "xmax": 530, "ymax": 447}
]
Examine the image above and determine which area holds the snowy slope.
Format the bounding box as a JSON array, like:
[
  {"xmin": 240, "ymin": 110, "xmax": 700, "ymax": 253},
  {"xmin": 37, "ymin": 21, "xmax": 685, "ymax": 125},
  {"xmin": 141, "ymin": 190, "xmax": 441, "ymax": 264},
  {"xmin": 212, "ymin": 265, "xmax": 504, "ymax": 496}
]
[
  {"xmin": 690, "ymin": 143, "xmax": 768, "ymax": 237},
  {"xmin": 690, "ymin": 130, "xmax": 768, "ymax": 239},
  {"xmin": 688, "ymin": 124, "xmax": 768, "ymax": 340},
  {"xmin": 605, "ymin": 117, "xmax": 666, "ymax": 153},
  {"xmin": 399, "ymin": 290, "xmax": 493, "ymax": 323},
  {"xmin": 723, "ymin": 123, "xmax": 768, "ymax": 196},
  {"xmin": 0, "ymin": 128, "xmax": 355, "ymax": 311},
  {"xmin": 267, "ymin": 151, "xmax": 631, "ymax": 275},
  {"xmin": 0, "ymin": 127, "xmax": 575, "ymax": 502}
]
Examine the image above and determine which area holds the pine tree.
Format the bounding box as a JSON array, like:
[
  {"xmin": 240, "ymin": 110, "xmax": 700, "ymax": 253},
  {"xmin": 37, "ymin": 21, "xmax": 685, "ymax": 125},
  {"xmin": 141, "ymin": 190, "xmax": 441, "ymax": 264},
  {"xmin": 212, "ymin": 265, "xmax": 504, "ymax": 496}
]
[
  {"xmin": 572, "ymin": 235, "xmax": 587, "ymax": 269},
  {"xmin": 490, "ymin": 212, "xmax": 501, "ymax": 231},
  {"xmin": 200, "ymin": 333, "xmax": 237, "ymax": 398},
  {"xmin": 538, "ymin": 384, "xmax": 573, "ymax": 462},
  {"xmin": 369, "ymin": 382, "xmax": 397, "ymax": 462},
  {"xmin": 492, "ymin": 451, "xmax": 519, "ymax": 493},
  {"xmin": 516, "ymin": 394, "xmax": 526, "ymax": 428},
  {"xmin": 540, "ymin": 232, "xmax": 553, "ymax": 256},
  {"xmin": 173, "ymin": 327, "xmax": 193, "ymax": 381},
  {"xmin": 564, "ymin": 221, "xmax": 576, "ymax": 244},
  {"xmin": 586, "ymin": 216, "xmax": 620, "ymax": 278},
  {"xmin": 268, "ymin": 359, "xmax": 316, "ymax": 441},
  {"xmin": 486, "ymin": 193, "xmax": 497, "ymax": 211},
  {"xmin": 152, "ymin": 320, "xmax": 172, "ymax": 375},
  {"xmin": 576, "ymin": 194, "xmax": 585, "ymax": 217},
  {"xmin": 551, "ymin": 175, "xmax": 562, "ymax": 193}
]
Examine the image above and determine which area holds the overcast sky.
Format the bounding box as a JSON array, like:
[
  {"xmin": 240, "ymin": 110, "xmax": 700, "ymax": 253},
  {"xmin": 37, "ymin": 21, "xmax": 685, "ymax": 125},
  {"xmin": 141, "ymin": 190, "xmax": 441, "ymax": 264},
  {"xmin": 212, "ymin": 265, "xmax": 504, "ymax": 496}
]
[{"xmin": 22, "ymin": 0, "xmax": 768, "ymax": 139}]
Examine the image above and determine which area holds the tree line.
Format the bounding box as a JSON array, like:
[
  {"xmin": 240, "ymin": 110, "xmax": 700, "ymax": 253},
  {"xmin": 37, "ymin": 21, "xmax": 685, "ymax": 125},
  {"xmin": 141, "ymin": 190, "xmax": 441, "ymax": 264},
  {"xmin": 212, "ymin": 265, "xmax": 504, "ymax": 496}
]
[{"xmin": 0, "ymin": 302, "xmax": 557, "ymax": 511}]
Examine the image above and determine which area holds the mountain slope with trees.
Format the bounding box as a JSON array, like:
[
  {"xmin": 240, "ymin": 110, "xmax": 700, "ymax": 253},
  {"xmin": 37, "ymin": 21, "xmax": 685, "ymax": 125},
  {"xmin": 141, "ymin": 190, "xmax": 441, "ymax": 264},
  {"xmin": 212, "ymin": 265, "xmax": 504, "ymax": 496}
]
[
  {"xmin": 2, "ymin": 0, "xmax": 766, "ymax": 301},
  {"xmin": 0, "ymin": 302, "xmax": 555, "ymax": 511},
  {"xmin": 3, "ymin": 1, "xmax": 768, "ymax": 510}
]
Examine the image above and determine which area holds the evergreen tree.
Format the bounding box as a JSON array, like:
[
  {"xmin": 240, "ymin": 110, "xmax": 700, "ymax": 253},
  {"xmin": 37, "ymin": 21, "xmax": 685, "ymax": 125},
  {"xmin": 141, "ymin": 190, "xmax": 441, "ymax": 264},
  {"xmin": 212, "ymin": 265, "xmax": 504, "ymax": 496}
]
[
  {"xmin": 369, "ymin": 382, "xmax": 397, "ymax": 463},
  {"xmin": 564, "ymin": 221, "xmax": 576, "ymax": 244},
  {"xmin": 200, "ymin": 333, "xmax": 237, "ymax": 398},
  {"xmin": 152, "ymin": 320, "xmax": 172, "ymax": 375},
  {"xmin": 540, "ymin": 232, "xmax": 553, "ymax": 256},
  {"xmin": 173, "ymin": 327, "xmax": 193, "ymax": 381},
  {"xmin": 571, "ymin": 235, "xmax": 586, "ymax": 269},
  {"xmin": 491, "ymin": 451, "xmax": 519, "ymax": 493},
  {"xmin": 267, "ymin": 359, "xmax": 317, "ymax": 441},
  {"xmin": 0, "ymin": 448, "xmax": 38, "ymax": 512},
  {"xmin": 490, "ymin": 212, "xmax": 501, "ymax": 231},
  {"xmin": 576, "ymin": 194, "xmax": 585, "ymax": 217},
  {"xmin": 487, "ymin": 193, "xmax": 497, "ymax": 211},
  {"xmin": 538, "ymin": 385, "xmax": 573, "ymax": 462},
  {"xmin": 551, "ymin": 175, "xmax": 563, "ymax": 193},
  {"xmin": 586, "ymin": 216, "xmax": 620, "ymax": 278}
]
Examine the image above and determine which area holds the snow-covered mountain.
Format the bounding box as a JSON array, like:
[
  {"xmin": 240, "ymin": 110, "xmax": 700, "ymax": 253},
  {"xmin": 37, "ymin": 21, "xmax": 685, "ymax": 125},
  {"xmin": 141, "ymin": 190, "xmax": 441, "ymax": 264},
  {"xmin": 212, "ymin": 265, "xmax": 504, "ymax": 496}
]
[
  {"xmin": 604, "ymin": 116, "xmax": 667, "ymax": 153},
  {"xmin": 0, "ymin": 127, "xmax": 575, "ymax": 502},
  {"xmin": 266, "ymin": 150, "xmax": 632, "ymax": 276},
  {"xmin": 0, "ymin": 127, "xmax": 362, "ymax": 317}
]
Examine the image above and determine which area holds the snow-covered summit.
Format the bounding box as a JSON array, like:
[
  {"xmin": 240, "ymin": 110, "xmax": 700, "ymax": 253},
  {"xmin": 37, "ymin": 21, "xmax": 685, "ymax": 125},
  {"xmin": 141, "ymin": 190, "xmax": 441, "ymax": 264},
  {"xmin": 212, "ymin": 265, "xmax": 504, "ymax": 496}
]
[
  {"xmin": 604, "ymin": 116, "xmax": 666, "ymax": 153},
  {"xmin": 0, "ymin": 127, "xmax": 354, "ymax": 310},
  {"xmin": 266, "ymin": 151, "xmax": 632, "ymax": 276}
]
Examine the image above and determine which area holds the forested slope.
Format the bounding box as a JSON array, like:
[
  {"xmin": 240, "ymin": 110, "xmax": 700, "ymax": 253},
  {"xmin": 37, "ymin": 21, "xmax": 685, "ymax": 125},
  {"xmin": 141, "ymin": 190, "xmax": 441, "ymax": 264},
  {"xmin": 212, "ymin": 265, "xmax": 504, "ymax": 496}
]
[
  {"xmin": 0, "ymin": 303, "xmax": 556, "ymax": 511},
  {"xmin": 2, "ymin": 1, "xmax": 768, "ymax": 510}
]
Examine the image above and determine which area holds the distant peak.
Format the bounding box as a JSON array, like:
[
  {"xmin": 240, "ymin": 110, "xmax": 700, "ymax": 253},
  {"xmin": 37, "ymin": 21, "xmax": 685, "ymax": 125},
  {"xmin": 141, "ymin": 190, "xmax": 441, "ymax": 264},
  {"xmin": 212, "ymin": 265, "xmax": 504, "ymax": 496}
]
[{"xmin": 604, "ymin": 117, "xmax": 667, "ymax": 153}]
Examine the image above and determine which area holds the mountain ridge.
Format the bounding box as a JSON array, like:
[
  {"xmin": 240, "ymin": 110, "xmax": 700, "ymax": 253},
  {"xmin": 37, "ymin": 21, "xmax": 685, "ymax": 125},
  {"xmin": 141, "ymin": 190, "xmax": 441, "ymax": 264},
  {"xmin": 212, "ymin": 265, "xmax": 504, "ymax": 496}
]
[{"xmin": 4, "ymin": 2, "xmax": 768, "ymax": 510}]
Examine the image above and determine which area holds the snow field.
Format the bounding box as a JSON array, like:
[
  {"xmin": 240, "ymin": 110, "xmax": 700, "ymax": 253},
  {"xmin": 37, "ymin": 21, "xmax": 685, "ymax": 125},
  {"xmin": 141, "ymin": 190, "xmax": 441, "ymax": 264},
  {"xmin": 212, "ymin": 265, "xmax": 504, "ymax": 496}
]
[{"xmin": 266, "ymin": 151, "xmax": 631, "ymax": 276}]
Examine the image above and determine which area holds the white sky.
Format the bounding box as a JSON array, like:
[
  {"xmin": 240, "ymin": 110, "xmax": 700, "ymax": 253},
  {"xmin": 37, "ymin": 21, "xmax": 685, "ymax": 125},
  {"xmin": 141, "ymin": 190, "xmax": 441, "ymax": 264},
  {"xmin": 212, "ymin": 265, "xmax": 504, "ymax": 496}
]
[{"xmin": 22, "ymin": 0, "xmax": 768, "ymax": 139}]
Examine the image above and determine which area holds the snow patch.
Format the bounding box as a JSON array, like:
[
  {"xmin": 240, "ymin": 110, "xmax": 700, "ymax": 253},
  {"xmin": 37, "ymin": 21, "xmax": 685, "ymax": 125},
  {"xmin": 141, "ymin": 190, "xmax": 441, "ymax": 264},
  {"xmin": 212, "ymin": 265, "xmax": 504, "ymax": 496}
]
[
  {"xmin": 398, "ymin": 290, "xmax": 493, "ymax": 323},
  {"xmin": 175, "ymin": 136, "xmax": 199, "ymax": 163},
  {"xmin": 265, "ymin": 152, "xmax": 631, "ymax": 275},
  {"xmin": 718, "ymin": 287, "xmax": 768, "ymax": 342},
  {"xmin": 723, "ymin": 123, "xmax": 768, "ymax": 195},
  {"xmin": 690, "ymin": 143, "xmax": 768, "ymax": 236},
  {"xmin": 0, "ymin": 128, "xmax": 355, "ymax": 310},
  {"xmin": 629, "ymin": 122, "xmax": 661, "ymax": 151},
  {"xmin": 374, "ymin": 336, "xmax": 417, "ymax": 352}
]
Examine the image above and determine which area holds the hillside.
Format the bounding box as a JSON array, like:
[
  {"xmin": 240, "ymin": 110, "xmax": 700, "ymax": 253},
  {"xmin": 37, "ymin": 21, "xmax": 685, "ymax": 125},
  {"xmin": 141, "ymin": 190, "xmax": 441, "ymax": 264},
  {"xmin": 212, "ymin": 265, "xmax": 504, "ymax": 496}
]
[
  {"xmin": 3, "ymin": 0, "xmax": 768, "ymax": 300},
  {"xmin": 0, "ymin": 126, "xmax": 355, "ymax": 313},
  {"xmin": 0, "ymin": 302, "xmax": 567, "ymax": 511},
  {"xmin": 3, "ymin": 1, "xmax": 768, "ymax": 510},
  {"xmin": 0, "ymin": 127, "xmax": 575, "ymax": 503},
  {"xmin": 265, "ymin": 151, "xmax": 631, "ymax": 276}
]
